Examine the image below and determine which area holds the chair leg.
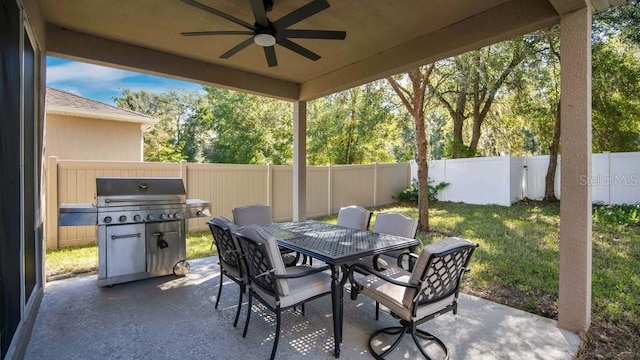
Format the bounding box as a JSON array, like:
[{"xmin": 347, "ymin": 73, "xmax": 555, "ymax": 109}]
[
  {"xmin": 233, "ymin": 284, "xmax": 244, "ymax": 327},
  {"xmin": 270, "ymin": 308, "xmax": 281, "ymax": 360},
  {"xmin": 215, "ymin": 273, "xmax": 224, "ymax": 309},
  {"xmin": 242, "ymin": 292, "xmax": 252, "ymax": 338},
  {"xmin": 375, "ymin": 301, "xmax": 380, "ymax": 320},
  {"xmin": 368, "ymin": 322, "xmax": 409, "ymax": 360},
  {"xmin": 301, "ymin": 303, "xmax": 305, "ymax": 316},
  {"xmin": 413, "ymin": 327, "xmax": 449, "ymax": 360}
]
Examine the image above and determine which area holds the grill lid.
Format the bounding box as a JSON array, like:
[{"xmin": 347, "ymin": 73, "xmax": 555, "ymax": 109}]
[
  {"xmin": 97, "ymin": 177, "xmax": 186, "ymax": 197},
  {"xmin": 96, "ymin": 177, "xmax": 186, "ymax": 207}
]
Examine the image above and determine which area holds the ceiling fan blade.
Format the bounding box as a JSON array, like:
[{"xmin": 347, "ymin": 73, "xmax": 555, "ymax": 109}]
[
  {"xmin": 263, "ymin": 46, "xmax": 278, "ymax": 67},
  {"xmin": 249, "ymin": 0, "xmax": 269, "ymax": 27},
  {"xmin": 282, "ymin": 29, "xmax": 346, "ymax": 40},
  {"xmin": 277, "ymin": 38, "xmax": 321, "ymax": 61},
  {"xmin": 180, "ymin": 0, "xmax": 256, "ymax": 30},
  {"xmin": 181, "ymin": 30, "xmax": 254, "ymax": 36},
  {"xmin": 220, "ymin": 38, "xmax": 255, "ymax": 59},
  {"xmin": 273, "ymin": 0, "xmax": 330, "ymax": 29}
]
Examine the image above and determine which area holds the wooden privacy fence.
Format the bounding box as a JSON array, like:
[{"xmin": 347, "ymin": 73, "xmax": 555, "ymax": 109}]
[{"xmin": 45, "ymin": 157, "xmax": 411, "ymax": 249}]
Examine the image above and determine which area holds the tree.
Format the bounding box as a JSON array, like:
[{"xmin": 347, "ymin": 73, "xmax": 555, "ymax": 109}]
[
  {"xmin": 387, "ymin": 66, "xmax": 435, "ymax": 231},
  {"xmin": 307, "ymin": 81, "xmax": 404, "ymax": 165},
  {"xmin": 114, "ymin": 89, "xmax": 199, "ymax": 162},
  {"xmin": 591, "ymin": 40, "xmax": 640, "ymax": 152},
  {"xmin": 515, "ymin": 28, "xmax": 562, "ymax": 200},
  {"xmin": 196, "ymin": 86, "xmax": 293, "ymax": 165},
  {"xmin": 591, "ymin": 3, "xmax": 640, "ymax": 153},
  {"xmin": 434, "ymin": 38, "xmax": 534, "ymax": 158}
]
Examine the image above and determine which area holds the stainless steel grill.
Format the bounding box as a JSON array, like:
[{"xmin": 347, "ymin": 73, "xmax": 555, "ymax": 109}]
[{"xmin": 59, "ymin": 177, "xmax": 211, "ymax": 287}]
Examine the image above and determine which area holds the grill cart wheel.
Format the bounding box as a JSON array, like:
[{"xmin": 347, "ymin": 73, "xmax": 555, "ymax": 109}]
[{"xmin": 173, "ymin": 260, "xmax": 191, "ymax": 276}]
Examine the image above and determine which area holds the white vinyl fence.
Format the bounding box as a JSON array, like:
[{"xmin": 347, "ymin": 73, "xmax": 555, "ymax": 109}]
[
  {"xmin": 46, "ymin": 158, "xmax": 410, "ymax": 249},
  {"xmin": 412, "ymin": 151, "xmax": 640, "ymax": 206}
]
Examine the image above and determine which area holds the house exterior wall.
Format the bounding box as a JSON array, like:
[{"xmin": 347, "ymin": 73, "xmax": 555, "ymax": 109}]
[{"xmin": 44, "ymin": 113, "xmax": 143, "ymax": 161}]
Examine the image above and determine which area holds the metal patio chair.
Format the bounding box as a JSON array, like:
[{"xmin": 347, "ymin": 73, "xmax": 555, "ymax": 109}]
[
  {"xmin": 207, "ymin": 216, "xmax": 247, "ymax": 327},
  {"xmin": 235, "ymin": 225, "xmax": 332, "ymax": 360},
  {"xmin": 337, "ymin": 205, "xmax": 372, "ymax": 230},
  {"xmin": 372, "ymin": 212, "xmax": 419, "ymax": 271},
  {"xmin": 349, "ymin": 237, "xmax": 478, "ymax": 359},
  {"xmin": 232, "ymin": 204, "xmax": 301, "ymax": 266}
]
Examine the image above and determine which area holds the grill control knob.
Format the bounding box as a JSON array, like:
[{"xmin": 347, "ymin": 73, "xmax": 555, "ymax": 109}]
[
  {"xmin": 160, "ymin": 213, "xmax": 168, "ymax": 220},
  {"xmin": 147, "ymin": 214, "xmax": 155, "ymax": 221},
  {"xmin": 103, "ymin": 216, "xmax": 112, "ymax": 224},
  {"xmin": 196, "ymin": 211, "xmax": 203, "ymax": 217},
  {"xmin": 133, "ymin": 214, "xmax": 142, "ymax": 222},
  {"xmin": 173, "ymin": 213, "xmax": 181, "ymax": 219},
  {"xmin": 118, "ymin": 215, "xmax": 127, "ymax": 223},
  {"xmin": 167, "ymin": 213, "xmax": 173, "ymax": 219}
]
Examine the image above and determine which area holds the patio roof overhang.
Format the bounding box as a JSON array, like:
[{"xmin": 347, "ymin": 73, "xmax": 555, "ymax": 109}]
[
  {"xmin": 39, "ymin": 0, "xmax": 588, "ymax": 101},
  {"xmin": 26, "ymin": 0, "xmax": 628, "ymax": 345}
]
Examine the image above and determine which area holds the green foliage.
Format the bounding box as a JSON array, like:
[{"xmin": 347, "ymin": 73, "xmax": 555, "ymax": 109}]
[
  {"xmin": 591, "ymin": 39, "xmax": 640, "ymax": 152},
  {"xmin": 307, "ymin": 81, "xmax": 407, "ymax": 165},
  {"xmin": 432, "ymin": 36, "xmax": 538, "ymax": 158},
  {"xmin": 443, "ymin": 138, "xmax": 477, "ymax": 158},
  {"xmin": 196, "ymin": 86, "xmax": 293, "ymax": 165},
  {"xmin": 593, "ymin": 204, "xmax": 640, "ymax": 226},
  {"xmin": 113, "ymin": 88, "xmax": 200, "ymax": 162},
  {"xmin": 395, "ymin": 179, "xmax": 449, "ymax": 203}
]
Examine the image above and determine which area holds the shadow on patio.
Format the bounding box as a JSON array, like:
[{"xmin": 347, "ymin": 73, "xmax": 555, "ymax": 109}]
[{"xmin": 25, "ymin": 257, "xmax": 580, "ymax": 359}]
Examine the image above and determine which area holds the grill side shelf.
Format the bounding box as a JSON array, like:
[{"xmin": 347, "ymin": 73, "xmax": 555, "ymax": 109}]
[{"xmin": 59, "ymin": 203, "xmax": 97, "ymax": 226}]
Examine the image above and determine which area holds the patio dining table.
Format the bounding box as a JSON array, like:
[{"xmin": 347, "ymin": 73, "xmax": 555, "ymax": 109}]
[{"xmin": 262, "ymin": 220, "xmax": 419, "ymax": 358}]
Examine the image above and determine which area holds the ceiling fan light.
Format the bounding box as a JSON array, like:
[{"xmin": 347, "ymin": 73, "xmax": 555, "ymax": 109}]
[{"xmin": 254, "ymin": 33, "xmax": 276, "ymax": 47}]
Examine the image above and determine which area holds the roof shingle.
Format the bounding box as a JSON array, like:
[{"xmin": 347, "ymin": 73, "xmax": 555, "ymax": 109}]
[{"xmin": 46, "ymin": 87, "xmax": 156, "ymax": 125}]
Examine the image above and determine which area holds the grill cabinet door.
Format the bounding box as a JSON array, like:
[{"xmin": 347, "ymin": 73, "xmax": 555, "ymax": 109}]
[
  {"xmin": 105, "ymin": 224, "xmax": 146, "ymax": 278},
  {"xmin": 146, "ymin": 221, "xmax": 185, "ymax": 275}
]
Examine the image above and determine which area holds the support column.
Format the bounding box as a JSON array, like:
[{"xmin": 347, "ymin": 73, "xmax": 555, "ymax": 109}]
[
  {"xmin": 293, "ymin": 101, "xmax": 307, "ymax": 221},
  {"xmin": 558, "ymin": 4, "xmax": 592, "ymax": 333},
  {"xmin": 46, "ymin": 156, "xmax": 59, "ymax": 249}
]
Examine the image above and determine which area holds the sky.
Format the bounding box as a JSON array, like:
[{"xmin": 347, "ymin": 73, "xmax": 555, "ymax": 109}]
[{"xmin": 46, "ymin": 56, "xmax": 203, "ymax": 105}]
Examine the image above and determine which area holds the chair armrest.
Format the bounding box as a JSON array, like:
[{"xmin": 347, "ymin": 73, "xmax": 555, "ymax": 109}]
[
  {"xmin": 275, "ymin": 265, "xmax": 331, "ymax": 279},
  {"xmin": 397, "ymin": 252, "xmax": 419, "ymax": 271},
  {"xmin": 349, "ymin": 263, "xmax": 418, "ymax": 290}
]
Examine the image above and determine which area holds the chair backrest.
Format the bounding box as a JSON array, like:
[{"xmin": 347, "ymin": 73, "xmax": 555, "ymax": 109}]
[
  {"xmin": 235, "ymin": 225, "xmax": 290, "ymax": 297},
  {"xmin": 337, "ymin": 205, "xmax": 372, "ymax": 231},
  {"xmin": 232, "ymin": 204, "xmax": 273, "ymax": 227},
  {"xmin": 207, "ymin": 217, "xmax": 242, "ymax": 271},
  {"xmin": 402, "ymin": 237, "xmax": 477, "ymax": 310},
  {"xmin": 372, "ymin": 212, "xmax": 418, "ymax": 239}
]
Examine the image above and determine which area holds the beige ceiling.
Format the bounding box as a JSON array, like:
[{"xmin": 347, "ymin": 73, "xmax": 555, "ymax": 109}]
[{"xmin": 39, "ymin": 0, "xmax": 590, "ymax": 101}]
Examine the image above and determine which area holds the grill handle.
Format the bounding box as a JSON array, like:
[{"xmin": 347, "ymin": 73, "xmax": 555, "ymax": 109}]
[
  {"xmin": 111, "ymin": 233, "xmax": 141, "ymax": 240},
  {"xmin": 104, "ymin": 195, "xmax": 182, "ymax": 203},
  {"xmin": 151, "ymin": 231, "xmax": 178, "ymax": 237}
]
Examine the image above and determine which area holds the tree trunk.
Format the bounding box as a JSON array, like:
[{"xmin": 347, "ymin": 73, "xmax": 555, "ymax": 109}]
[
  {"xmin": 544, "ymin": 100, "xmax": 561, "ymax": 201},
  {"xmin": 451, "ymin": 115, "xmax": 465, "ymax": 159},
  {"xmin": 414, "ymin": 108, "xmax": 430, "ymax": 231},
  {"xmin": 386, "ymin": 66, "xmax": 433, "ymax": 231}
]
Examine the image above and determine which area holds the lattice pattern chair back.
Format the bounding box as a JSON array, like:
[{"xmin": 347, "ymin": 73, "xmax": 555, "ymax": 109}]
[
  {"xmin": 208, "ymin": 217, "xmax": 242, "ymax": 272},
  {"xmin": 206, "ymin": 216, "xmax": 247, "ymax": 327},
  {"xmin": 235, "ymin": 225, "xmax": 288, "ymax": 297},
  {"xmin": 405, "ymin": 238, "xmax": 476, "ymax": 312},
  {"xmin": 232, "ymin": 204, "xmax": 273, "ymax": 227},
  {"xmin": 337, "ymin": 205, "xmax": 372, "ymax": 230}
]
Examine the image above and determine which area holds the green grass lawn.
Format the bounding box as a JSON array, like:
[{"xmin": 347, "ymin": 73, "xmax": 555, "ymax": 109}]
[{"xmin": 46, "ymin": 201, "xmax": 639, "ymax": 358}]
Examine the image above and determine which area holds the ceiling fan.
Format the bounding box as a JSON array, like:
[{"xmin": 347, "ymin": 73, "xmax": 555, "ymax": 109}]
[{"xmin": 180, "ymin": 0, "xmax": 346, "ymax": 67}]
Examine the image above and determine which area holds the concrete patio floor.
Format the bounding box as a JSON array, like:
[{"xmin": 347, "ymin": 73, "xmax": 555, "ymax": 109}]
[{"xmin": 25, "ymin": 257, "xmax": 580, "ymax": 360}]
